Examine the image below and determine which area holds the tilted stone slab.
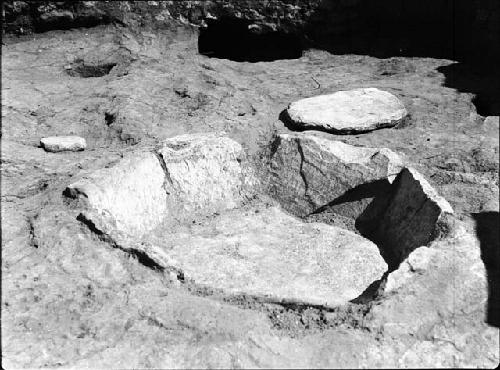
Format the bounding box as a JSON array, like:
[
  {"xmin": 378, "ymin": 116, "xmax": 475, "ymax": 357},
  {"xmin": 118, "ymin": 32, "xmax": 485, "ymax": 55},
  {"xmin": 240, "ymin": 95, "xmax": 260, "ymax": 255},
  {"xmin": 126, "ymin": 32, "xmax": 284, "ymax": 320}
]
[
  {"xmin": 285, "ymin": 88, "xmax": 408, "ymax": 133},
  {"xmin": 143, "ymin": 206, "xmax": 388, "ymax": 308},
  {"xmin": 268, "ymin": 133, "xmax": 404, "ymax": 216},
  {"xmin": 66, "ymin": 133, "xmax": 254, "ymax": 237},
  {"xmin": 40, "ymin": 136, "xmax": 86, "ymax": 152},
  {"xmin": 66, "ymin": 151, "xmax": 168, "ymax": 236},
  {"xmin": 372, "ymin": 167, "xmax": 454, "ymax": 267}
]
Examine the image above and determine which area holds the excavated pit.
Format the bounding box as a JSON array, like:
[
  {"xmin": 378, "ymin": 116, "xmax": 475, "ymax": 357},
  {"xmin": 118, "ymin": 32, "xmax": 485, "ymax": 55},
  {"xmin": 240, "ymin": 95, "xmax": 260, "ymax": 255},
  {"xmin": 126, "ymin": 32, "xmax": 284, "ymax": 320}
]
[
  {"xmin": 198, "ymin": 17, "xmax": 303, "ymax": 62},
  {"xmin": 64, "ymin": 132, "xmax": 454, "ymax": 312},
  {"xmin": 66, "ymin": 59, "xmax": 117, "ymax": 78}
]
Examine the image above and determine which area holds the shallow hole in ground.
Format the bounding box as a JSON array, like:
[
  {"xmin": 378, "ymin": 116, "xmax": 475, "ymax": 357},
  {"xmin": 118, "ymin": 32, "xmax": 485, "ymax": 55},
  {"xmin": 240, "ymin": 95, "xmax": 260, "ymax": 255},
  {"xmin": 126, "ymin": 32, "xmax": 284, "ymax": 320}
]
[
  {"xmin": 198, "ymin": 17, "xmax": 303, "ymax": 62},
  {"xmin": 66, "ymin": 59, "xmax": 117, "ymax": 78}
]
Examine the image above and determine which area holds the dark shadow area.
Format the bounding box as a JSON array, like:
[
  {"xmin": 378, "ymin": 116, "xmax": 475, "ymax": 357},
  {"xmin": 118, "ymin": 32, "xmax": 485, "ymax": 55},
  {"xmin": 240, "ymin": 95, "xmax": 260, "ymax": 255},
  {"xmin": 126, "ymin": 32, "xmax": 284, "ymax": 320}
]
[
  {"xmin": 305, "ymin": 0, "xmax": 499, "ymax": 62},
  {"xmin": 310, "ymin": 179, "xmax": 392, "ymax": 217},
  {"xmin": 437, "ymin": 63, "xmax": 500, "ymax": 116},
  {"xmin": 33, "ymin": 14, "xmax": 111, "ymax": 33},
  {"xmin": 198, "ymin": 17, "xmax": 303, "ymax": 62},
  {"xmin": 75, "ymin": 213, "xmax": 165, "ymax": 272},
  {"xmin": 66, "ymin": 60, "xmax": 116, "ymax": 78},
  {"xmin": 473, "ymin": 211, "xmax": 500, "ymax": 328},
  {"xmin": 350, "ymin": 272, "xmax": 389, "ymax": 305},
  {"xmin": 302, "ymin": 169, "xmax": 449, "ymax": 273},
  {"xmin": 304, "ymin": 0, "xmax": 499, "ymax": 116},
  {"xmin": 31, "ymin": 4, "xmax": 111, "ymax": 33}
]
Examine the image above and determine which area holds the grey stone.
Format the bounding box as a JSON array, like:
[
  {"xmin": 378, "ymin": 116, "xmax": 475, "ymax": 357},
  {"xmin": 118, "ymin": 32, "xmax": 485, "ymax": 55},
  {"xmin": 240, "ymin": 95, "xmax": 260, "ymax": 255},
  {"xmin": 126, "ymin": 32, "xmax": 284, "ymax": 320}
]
[
  {"xmin": 143, "ymin": 205, "xmax": 387, "ymax": 308},
  {"xmin": 285, "ymin": 88, "xmax": 408, "ymax": 133},
  {"xmin": 371, "ymin": 167, "xmax": 453, "ymax": 266},
  {"xmin": 268, "ymin": 132, "xmax": 404, "ymax": 217},
  {"xmin": 65, "ymin": 133, "xmax": 255, "ymax": 237},
  {"xmin": 40, "ymin": 136, "xmax": 86, "ymax": 152}
]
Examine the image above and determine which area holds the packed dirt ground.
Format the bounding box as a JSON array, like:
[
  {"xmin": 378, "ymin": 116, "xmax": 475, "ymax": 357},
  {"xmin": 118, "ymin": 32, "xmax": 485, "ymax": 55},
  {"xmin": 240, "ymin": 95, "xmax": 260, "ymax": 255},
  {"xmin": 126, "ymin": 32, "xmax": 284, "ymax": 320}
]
[{"xmin": 1, "ymin": 21, "xmax": 499, "ymax": 368}]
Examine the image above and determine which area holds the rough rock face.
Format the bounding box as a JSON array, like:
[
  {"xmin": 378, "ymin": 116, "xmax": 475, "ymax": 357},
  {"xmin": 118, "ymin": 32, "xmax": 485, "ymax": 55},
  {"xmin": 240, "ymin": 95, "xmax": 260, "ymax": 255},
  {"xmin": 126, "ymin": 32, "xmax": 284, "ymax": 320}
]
[
  {"xmin": 66, "ymin": 151, "xmax": 168, "ymax": 236},
  {"xmin": 157, "ymin": 133, "xmax": 255, "ymax": 221},
  {"xmin": 143, "ymin": 205, "xmax": 387, "ymax": 308},
  {"xmin": 66, "ymin": 133, "xmax": 254, "ymax": 237},
  {"xmin": 268, "ymin": 132, "xmax": 404, "ymax": 217},
  {"xmin": 40, "ymin": 136, "xmax": 86, "ymax": 152},
  {"xmin": 369, "ymin": 167, "xmax": 454, "ymax": 267},
  {"xmin": 284, "ymin": 88, "xmax": 408, "ymax": 133},
  {"xmin": 66, "ymin": 133, "xmax": 386, "ymax": 308},
  {"xmin": 368, "ymin": 223, "xmax": 490, "ymax": 337}
]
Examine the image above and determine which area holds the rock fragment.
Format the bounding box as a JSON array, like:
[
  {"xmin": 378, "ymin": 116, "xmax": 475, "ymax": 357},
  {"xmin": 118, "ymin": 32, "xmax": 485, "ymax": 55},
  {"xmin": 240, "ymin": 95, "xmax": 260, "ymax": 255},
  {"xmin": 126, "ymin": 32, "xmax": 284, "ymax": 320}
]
[
  {"xmin": 370, "ymin": 167, "xmax": 453, "ymax": 267},
  {"xmin": 40, "ymin": 136, "xmax": 86, "ymax": 152},
  {"xmin": 268, "ymin": 133, "xmax": 404, "ymax": 216},
  {"xmin": 284, "ymin": 88, "xmax": 408, "ymax": 133},
  {"xmin": 145, "ymin": 206, "xmax": 387, "ymax": 308},
  {"xmin": 367, "ymin": 224, "xmax": 488, "ymax": 336},
  {"xmin": 65, "ymin": 133, "xmax": 254, "ymax": 237},
  {"xmin": 156, "ymin": 133, "xmax": 256, "ymax": 220}
]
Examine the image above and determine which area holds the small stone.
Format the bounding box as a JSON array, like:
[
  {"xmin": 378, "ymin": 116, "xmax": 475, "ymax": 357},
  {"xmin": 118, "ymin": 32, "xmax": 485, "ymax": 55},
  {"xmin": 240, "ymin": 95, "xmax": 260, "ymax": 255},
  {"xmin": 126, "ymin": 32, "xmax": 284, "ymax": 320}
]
[
  {"xmin": 40, "ymin": 136, "xmax": 86, "ymax": 152},
  {"xmin": 285, "ymin": 88, "xmax": 408, "ymax": 133}
]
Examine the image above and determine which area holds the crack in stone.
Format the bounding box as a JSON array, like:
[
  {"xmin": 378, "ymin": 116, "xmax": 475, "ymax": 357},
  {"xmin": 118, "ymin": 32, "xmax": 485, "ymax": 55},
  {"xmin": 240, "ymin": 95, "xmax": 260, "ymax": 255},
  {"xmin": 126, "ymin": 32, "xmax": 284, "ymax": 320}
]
[
  {"xmin": 295, "ymin": 138, "xmax": 315, "ymax": 207},
  {"xmin": 153, "ymin": 150, "xmax": 174, "ymax": 194}
]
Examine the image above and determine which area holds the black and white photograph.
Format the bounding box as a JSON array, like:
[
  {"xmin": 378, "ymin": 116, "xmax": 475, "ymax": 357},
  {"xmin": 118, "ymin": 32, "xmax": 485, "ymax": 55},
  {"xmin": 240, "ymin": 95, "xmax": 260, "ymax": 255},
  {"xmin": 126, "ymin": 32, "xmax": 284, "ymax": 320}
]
[{"xmin": 1, "ymin": 1, "xmax": 499, "ymax": 368}]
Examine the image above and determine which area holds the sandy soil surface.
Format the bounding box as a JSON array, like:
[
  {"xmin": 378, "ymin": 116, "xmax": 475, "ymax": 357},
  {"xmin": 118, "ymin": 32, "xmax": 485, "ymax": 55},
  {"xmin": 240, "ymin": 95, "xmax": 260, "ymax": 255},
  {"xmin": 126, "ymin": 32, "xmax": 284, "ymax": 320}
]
[{"xmin": 1, "ymin": 24, "xmax": 499, "ymax": 368}]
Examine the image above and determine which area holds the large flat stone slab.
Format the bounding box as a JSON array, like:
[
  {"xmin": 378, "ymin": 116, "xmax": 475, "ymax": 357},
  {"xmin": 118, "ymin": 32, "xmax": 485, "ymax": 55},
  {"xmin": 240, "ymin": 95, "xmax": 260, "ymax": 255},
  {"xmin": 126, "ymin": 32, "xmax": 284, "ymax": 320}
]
[
  {"xmin": 285, "ymin": 88, "xmax": 408, "ymax": 133},
  {"xmin": 268, "ymin": 133, "xmax": 404, "ymax": 216},
  {"xmin": 144, "ymin": 206, "xmax": 387, "ymax": 308},
  {"xmin": 65, "ymin": 133, "xmax": 254, "ymax": 237}
]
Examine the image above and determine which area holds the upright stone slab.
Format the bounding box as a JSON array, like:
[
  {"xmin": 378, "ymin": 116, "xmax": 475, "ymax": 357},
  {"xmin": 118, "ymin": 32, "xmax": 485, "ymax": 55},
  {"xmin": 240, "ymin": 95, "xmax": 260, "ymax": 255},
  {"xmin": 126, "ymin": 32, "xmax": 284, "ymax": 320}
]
[
  {"xmin": 268, "ymin": 133, "xmax": 404, "ymax": 216},
  {"xmin": 285, "ymin": 88, "xmax": 408, "ymax": 133},
  {"xmin": 372, "ymin": 167, "xmax": 454, "ymax": 267}
]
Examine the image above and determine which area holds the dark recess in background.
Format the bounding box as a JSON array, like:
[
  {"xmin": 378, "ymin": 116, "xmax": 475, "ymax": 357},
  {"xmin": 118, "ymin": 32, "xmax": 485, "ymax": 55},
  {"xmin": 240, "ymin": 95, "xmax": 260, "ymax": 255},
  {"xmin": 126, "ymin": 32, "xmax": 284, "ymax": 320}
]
[
  {"xmin": 197, "ymin": 0, "xmax": 499, "ymax": 114},
  {"xmin": 303, "ymin": 0, "xmax": 499, "ymax": 116},
  {"xmin": 2, "ymin": 0, "xmax": 499, "ymax": 115},
  {"xmin": 198, "ymin": 17, "xmax": 303, "ymax": 62}
]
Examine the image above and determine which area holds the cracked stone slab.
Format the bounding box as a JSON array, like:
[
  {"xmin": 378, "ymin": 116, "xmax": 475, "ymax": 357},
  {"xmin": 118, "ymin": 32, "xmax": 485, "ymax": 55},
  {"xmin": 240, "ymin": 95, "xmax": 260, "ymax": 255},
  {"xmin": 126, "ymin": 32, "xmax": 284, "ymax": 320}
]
[
  {"xmin": 65, "ymin": 133, "xmax": 255, "ymax": 237},
  {"xmin": 285, "ymin": 88, "xmax": 408, "ymax": 133},
  {"xmin": 268, "ymin": 132, "xmax": 404, "ymax": 216},
  {"xmin": 40, "ymin": 136, "xmax": 86, "ymax": 152},
  {"xmin": 143, "ymin": 205, "xmax": 387, "ymax": 308}
]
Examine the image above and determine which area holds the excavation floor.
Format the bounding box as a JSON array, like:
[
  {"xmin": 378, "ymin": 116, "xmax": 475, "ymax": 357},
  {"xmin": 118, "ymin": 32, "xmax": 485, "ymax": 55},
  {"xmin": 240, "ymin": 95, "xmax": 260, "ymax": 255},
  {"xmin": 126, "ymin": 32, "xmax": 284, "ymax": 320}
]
[
  {"xmin": 142, "ymin": 204, "xmax": 387, "ymax": 308},
  {"xmin": 1, "ymin": 24, "xmax": 499, "ymax": 368}
]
